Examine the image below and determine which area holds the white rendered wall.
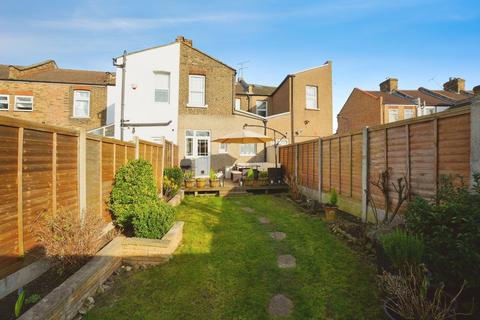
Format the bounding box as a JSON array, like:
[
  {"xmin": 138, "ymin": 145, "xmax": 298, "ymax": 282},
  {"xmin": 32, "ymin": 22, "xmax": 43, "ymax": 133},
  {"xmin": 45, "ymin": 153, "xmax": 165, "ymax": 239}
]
[{"xmin": 113, "ymin": 43, "xmax": 180, "ymax": 143}]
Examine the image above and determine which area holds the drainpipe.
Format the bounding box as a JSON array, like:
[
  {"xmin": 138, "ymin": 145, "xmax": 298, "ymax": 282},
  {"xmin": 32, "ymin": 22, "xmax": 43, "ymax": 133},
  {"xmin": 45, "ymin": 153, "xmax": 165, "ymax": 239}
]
[
  {"xmin": 113, "ymin": 50, "xmax": 127, "ymax": 141},
  {"xmin": 289, "ymin": 75, "xmax": 295, "ymax": 143}
]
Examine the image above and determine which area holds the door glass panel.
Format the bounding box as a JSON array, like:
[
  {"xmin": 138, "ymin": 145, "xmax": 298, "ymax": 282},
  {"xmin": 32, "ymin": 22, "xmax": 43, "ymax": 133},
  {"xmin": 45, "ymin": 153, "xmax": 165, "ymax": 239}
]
[
  {"xmin": 197, "ymin": 139, "xmax": 209, "ymax": 156},
  {"xmin": 186, "ymin": 138, "xmax": 193, "ymax": 156}
]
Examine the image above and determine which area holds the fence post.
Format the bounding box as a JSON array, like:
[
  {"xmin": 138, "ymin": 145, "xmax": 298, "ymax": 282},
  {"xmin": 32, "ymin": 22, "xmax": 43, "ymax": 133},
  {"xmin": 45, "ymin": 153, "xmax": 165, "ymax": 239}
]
[
  {"xmin": 471, "ymin": 103, "xmax": 480, "ymax": 189},
  {"xmin": 294, "ymin": 144, "xmax": 298, "ymax": 180},
  {"xmin": 361, "ymin": 127, "xmax": 369, "ymax": 222},
  {"xmin": 78, "ymin": 129, "xmax": 87, "ymax": 224},
  {"xmin": 317, "ymin": 138, "xmax": 323, "ymax": 202},
  {"xmin": 134, "ymin": 136, "xmax": 140, "ymax": 159},
  {"xmin": 160, "ymin": 137, "xmax": 166, "ymax": 196},
  {"xmin": 17, "ymin": 127, "xmax": 24, "ymax": 256},
  {"xmin": 52, "ymin": 133, "xmax": 57, "ymax": 216}
]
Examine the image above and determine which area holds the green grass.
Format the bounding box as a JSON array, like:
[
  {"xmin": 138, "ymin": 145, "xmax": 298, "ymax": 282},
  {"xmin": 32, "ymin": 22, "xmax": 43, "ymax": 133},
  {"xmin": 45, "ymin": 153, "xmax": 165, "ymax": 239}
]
[{"xmin": 86, "ymin": 195, "xmax": 382, "ymax": 319}]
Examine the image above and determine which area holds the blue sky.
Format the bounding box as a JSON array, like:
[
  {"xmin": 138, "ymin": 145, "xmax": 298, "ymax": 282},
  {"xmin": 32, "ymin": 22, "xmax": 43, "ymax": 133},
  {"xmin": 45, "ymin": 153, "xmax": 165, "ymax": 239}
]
[{"xmin": 1, "ymin": 0, "xmax": 479, "ymax": 129}]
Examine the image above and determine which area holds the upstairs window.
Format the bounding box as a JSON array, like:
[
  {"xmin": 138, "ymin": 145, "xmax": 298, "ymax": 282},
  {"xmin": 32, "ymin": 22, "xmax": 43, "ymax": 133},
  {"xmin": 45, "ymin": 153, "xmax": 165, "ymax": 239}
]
[
  {"xmin": 219, "ymin": 143, "xmax": 228, "ymax": 153},
  {"xmin": 306, "ymin": 85, "xmax": 318, "ymax": 109},
  {"xmin": 0, "ymin": 95, "xmax": 9, "ymax": 110},
  {"xmin": 235, "ymin": 98, "xmax": 241, "ymax": 110},
  {"xmin": 240, "ymin": 143, "xmax": 257, "ymax": 156},
  {"xmin": 256, "ymin": 100, "xmax": 267, "ymax": 117},
  {"xmin": 188, "ymin": 75, "xmax": 206, "ymax": 107},
  {"xmin": 154, "ymin": 71, "xmax": 170, "ymax": 103},
  {"xmin": 388, "ymin": 109, "xmax": 399, "ymax": 123},
  {"xmin": 73, "ymin": 90, "xmax": 90, "ymax": 118},
  {"xmin": 14, "ymin": 95, "xmax": 33, "ymax": 112}
]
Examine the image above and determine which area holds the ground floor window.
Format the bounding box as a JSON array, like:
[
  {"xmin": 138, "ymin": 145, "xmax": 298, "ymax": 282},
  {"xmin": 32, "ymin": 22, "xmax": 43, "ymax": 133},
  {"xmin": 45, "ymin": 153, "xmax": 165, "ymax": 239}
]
[{"xmin": 240, "ymin": 143, "xmax": 257, "ymax": 156}]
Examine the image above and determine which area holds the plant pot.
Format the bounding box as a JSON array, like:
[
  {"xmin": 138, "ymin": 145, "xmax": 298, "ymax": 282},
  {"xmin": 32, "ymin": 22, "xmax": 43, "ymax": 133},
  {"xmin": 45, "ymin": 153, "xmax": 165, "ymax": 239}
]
[
  {"xmin": 259, "ymin": 178, "xmax": 269, "ymax": 186},
  {"xmin": 185, "ymin": 179, "xmax": 195, "ymax": 188},
  {"xmin": 196, "ymin": 179, "xmax": 206, "ymax": 188},
  {"xmin": 324, "ymin": 206, "xmax": 337, "ymax": 221},
  {"xmin": 244, "ymin": 179, "xmax": 254, "ymax": 186},
  {"xmin": 210, "ymin": 179, "xmax": 220, "ymax": 188}
]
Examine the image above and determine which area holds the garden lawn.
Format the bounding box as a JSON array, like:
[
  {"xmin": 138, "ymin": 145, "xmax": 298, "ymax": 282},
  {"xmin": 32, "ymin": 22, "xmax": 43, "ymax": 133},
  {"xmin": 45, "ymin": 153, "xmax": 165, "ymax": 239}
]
[{"xmin": 86, "ymin": 195, "xmax": 382, "ymax": 319}]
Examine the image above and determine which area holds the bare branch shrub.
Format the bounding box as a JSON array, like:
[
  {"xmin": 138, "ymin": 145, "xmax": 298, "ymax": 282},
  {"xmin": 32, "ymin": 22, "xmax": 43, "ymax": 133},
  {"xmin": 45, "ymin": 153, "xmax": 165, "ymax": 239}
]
[{"xmin": 33, "ymin": 208, "xmax": 105, "ymax": 271}]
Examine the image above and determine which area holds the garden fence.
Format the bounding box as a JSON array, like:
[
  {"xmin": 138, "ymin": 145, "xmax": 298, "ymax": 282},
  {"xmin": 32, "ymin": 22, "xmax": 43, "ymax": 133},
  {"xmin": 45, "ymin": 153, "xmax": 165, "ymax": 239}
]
[
  {"xmin": 0, "ymin": 115, "xmax": 178, "ymax": 277},
  {"xmin": 279, "ymin": 103, "xmax": 480, "ymax": 221}
]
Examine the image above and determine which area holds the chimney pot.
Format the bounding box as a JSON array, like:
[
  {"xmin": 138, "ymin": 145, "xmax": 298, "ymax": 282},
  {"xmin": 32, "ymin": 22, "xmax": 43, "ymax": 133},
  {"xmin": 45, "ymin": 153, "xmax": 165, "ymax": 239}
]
[
  {"xmin": 443, "ymin": 77, "xmax": 465, "ymax": 93},
  {"xmin": 379, "ymin": 78, "xmax": 398, "ymax": 93},
  {"xmin": 175, "ymin": 35, "xmax": 192, "ymax": 47}
]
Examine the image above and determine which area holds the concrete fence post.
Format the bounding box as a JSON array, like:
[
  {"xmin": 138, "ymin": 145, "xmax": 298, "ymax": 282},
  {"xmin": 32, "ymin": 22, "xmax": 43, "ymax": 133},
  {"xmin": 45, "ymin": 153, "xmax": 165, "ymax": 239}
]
[
  {"xmin": 361, "ymin": 127, "xmax": 369, "ymax": 222},
  {"xmin": 470, "ymin": 102, "xmax": 480, "ymax": 189},
  {"xmin": 78, "ymin": 129, "xmax": 87, "ymax": 224},
  {"xmin": 317, "ymin": 138, "xmax": 323, "ymax": 202},
  {"xmin": 134, "ymin": 136, "xmax": 140, "ymax": 160}
]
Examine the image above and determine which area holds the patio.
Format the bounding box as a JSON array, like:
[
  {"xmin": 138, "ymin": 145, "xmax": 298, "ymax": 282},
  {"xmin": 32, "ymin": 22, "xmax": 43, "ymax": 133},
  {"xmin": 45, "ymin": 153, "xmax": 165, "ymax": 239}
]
[{"xmin": 183, "ymin": 179, "xmax": 289, "ymax": 197}]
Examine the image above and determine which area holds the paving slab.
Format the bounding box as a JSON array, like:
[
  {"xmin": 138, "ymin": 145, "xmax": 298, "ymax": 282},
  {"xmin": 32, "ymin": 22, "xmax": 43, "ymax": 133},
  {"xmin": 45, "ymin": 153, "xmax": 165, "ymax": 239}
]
[
  {"xmin": 241, "ymin": 207, "xmax": 255, "ymax": 213},
  {"xmin": 277, "ymin": 255, "xmax": 296, "ymax": 268},
  {"xmin": 268, "ymin": 294, "xmax": 293, "ymax": 317},
  {"xmin": 258, "ymin": 217, "xmax": 270, "ymax": 224},
  {"xmin": 270, "ymin": 232, "xmax": 286, "ymax": 240}
]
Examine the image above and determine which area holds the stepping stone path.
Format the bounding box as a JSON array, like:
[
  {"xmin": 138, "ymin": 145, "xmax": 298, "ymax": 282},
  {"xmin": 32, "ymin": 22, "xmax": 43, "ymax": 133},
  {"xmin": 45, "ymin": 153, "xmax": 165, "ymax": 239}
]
[
  {"xmin": 277, "ymin": 254, "xmax": 296, "ymax": 269},
  {"xmin": 258, "ymin": 217, "xmax": 270, "ymax": 224},
  {"xmin": 242, "ymin": 207, "xmax": 255, "ymax": 213},
  {"xmin": 268, "ymin": 294, "xmax": 294, "ymax": 317},
  {"xmin": 270, "ymin": 232, "xmax": 286, "ymax": 240}
]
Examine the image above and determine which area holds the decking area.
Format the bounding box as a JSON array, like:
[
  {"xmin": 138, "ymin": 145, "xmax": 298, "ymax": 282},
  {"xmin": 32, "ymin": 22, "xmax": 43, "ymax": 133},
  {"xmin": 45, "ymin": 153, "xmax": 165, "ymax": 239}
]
[{"xmin": 183, "ymin": 180, "xmax": 289, "ymax": 197}]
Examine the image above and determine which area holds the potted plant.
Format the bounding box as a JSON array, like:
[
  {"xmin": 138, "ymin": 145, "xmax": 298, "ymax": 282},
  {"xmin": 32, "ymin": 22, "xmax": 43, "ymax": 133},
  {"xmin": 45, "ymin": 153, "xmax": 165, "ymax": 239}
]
[
  {"xmin": 324, "ymin": 189, "xmax": 338, "ymax": 221},
  {"xmin": 184, "ymin": 171, "xmax": 195, "ymax": 188},
  {"xmin": 258, "ymin": 171, "xmax": 269, "ymax": 186},
  {"xmin": 244, "ymin": 168, "xmax": 254, "ymax": 186},
  {"xmin": 209, "ymin": 169, "xmax": 220, "ymax": 188},
  {"xmin": 196, "ymin": 177, "xmax": 206, "ymax": 188}
]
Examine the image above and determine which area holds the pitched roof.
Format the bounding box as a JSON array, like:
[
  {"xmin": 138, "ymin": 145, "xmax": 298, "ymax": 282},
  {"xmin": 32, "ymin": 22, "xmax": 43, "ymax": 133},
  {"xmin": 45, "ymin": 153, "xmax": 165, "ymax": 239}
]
[
  {"xmin": 235, "ymin": 81, "xmax": 277, "ymax": 96},
  {"xmin": 0, "ymin": 60, "xmax": 115, "ymax": 85},
  {"xmin": 366, "ymin": 91, "xmax": 415, "ymax": 105},
  {"xmin": 430, "ymin": 89, "xmax": 473, "ymax": 101},
  {"xmin": 397, "ymin": 90, "xmax": 450, "ymax": 106}
]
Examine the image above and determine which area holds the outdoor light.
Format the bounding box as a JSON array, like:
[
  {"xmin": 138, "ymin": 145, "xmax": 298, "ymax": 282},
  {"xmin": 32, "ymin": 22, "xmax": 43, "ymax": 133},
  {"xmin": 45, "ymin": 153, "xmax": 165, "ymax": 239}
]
[{"xmin": 131, "ymin": 83, "xmax": 138, "ymax": 90}]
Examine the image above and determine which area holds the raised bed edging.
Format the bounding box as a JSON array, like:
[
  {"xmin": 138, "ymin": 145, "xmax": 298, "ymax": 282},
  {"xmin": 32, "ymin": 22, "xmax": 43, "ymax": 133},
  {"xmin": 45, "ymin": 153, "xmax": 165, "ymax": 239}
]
[
  {"xmin": 167, "ymin": 189, "xmax": 184, "ymax": 207},
  {"xmin": 19, "ymin": 221, "xmax": 184, "ymax": 320}
]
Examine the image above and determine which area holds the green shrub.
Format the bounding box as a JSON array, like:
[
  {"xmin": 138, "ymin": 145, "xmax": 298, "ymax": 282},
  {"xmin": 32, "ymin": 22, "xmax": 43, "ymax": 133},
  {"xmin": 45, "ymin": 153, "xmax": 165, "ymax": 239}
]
[
  {"xmin": 110, "ymin": 160, "xmax": 158, "ymax": 230},
  {"xmin": 259, "ymin": 171, "xmax": 268, "ymax": 179},
  {"xmin": 246, "ymin": 168, "xmax": 254, "ymax": 179},
  {"xmin": 163, "ymin": 176, "xmax": 180, "ymax": 199},
  {"xmin": 164, "ymin": 167, "xmax": 184, "ymax": 187},
  {"xmin": 184, "ymin": 170, "xmax": 194, "ymax": 180},
  {"xmin": 330, "ymin": 189, "xmax": 338, "ymax": 206},
  {"xmin": 406, "ymin": 174, "xmax": 480, "ymax": 287},
  {"xmin": 209, "ymin": 169, "xmax": 218, "ymax": 180},
  {"xmin": 132, "ymin": 202, "xmax": 176, "ymax": 239},
  {"xmin": 380, "ymin": 229, "xmax": 424, "ymax": 270}
]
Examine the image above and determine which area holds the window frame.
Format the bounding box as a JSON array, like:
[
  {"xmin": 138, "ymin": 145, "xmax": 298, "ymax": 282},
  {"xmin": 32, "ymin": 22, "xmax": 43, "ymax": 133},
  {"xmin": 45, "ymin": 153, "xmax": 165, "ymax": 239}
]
[
  {"xmin": 187, "ymin": 74, "xmax": 207, "ymax": 108},
  {"xmin": 305, "ymin": 85, "xmax": 318, "ymax": 110},
  {"xmin": 235, "ymin": 98, "xmax": 241, "ymax": 111},
  {"xmin": 255, "ymin": 100, "xmax": 267, "ymax": 117},
  {"xmin": 153, "ymin": 71, "xmax": 170, "ymax": 103},
  {"xmin": 0, "ymin": 94, "xmax": 9, "ymax": 111},
  {"xmin": 72, "ymin": 90, "xmax": 91, "ymax": 118},
  {"xmin": 218, "ymin": 143, "xmax": 228, "ymax": 154},
  {"xmin": 404, "ymin": 108, "xmax": 415, "ymax": 119},
  {"xmin": 388, "ymin": 109, "xmax": 399, "ymax": 123},
  {"xmin": 14, "ymin": 95, "xmax": 34, "ymax": 112},
  {"xmin": 240, "ymin": 143, "xmax": 257, "ymax": 156}
]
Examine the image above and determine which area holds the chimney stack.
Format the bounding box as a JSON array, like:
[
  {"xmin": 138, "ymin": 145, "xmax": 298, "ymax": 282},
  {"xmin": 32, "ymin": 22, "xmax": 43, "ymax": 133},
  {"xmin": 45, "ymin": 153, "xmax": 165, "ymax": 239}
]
[
  {"xmin": 175, "ymin": 35, "xmax": 193, "ymax": 47},
  {"xmin": 473, "ymin": 85, "xmax": 480, "ymax": 96},
  {"xmin": 248, "ymin": 84, "xmax": 254, "ymax": 94},
  {"xmin": 380, "ymin": 78, "xmax": 398, "ymax": 93},
  {"xmin": 443, "ymin": 77, "xmax": 465, "ymax": 93}
]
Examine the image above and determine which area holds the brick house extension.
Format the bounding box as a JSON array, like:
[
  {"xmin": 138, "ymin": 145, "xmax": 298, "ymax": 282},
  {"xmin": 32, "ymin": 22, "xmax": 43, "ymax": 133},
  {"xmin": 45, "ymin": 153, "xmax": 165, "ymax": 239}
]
[
  {"xmin": 0, "ymin": 60, "xmax": 115, "ymax": 130},
  {"xmin": 337, "ymin": 77, "xmax": 476, "ymax": 134},
  {"xmin": 112, "ymin": 36, "xmax": 333, "ymax": 176}
]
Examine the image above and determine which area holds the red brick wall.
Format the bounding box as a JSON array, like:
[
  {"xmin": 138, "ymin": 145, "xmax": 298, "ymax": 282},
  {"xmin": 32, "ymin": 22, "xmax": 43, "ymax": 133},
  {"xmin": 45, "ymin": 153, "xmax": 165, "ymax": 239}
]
[{"xmin": 337, "ymin": 88, "xmax": 381, "ymax": 134}]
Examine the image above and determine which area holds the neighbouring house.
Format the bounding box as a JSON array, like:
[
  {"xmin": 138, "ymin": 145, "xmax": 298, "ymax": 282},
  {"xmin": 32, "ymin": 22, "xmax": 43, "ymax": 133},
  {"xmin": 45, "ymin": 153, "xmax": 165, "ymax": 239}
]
[
  {"xmin": 336, "ymin": 77, "xmax": 477, "ymax": 134},
  {"xmin": 0, "ymin": 60, "xmax": 115, "ymax": 130},
  {"xmin": 112, "ymin": 36, "xmax": 332, "ymax": 176}
]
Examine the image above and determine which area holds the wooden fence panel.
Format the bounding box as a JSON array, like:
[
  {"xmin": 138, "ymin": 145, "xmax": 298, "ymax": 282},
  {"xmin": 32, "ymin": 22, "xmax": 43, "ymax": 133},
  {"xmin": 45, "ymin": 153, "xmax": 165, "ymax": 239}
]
[
  {"xmin": 322, "ymin": 140, "xmax": 331, "ymax": 192},
  {"xmin": 351, "ymin": 134, "xmax": 363, "ymax": 200},
  {"xmin": 22, "ymin": 129, "xmax": 54, "ymax": 252},
  {"xmin": 409, "ymin": 121, "xmax": 436, "ymax": 199},
  {"xmin": 386, "ymin": 126, "xmax": 408, "ymax": 209},
  {"xmin": 330, "ymin": 138, "xmax": 340, "ymax": 192},
  {"xmin": 101, "ymin": 142, "xmax": 114, "ymax": 222},
  {"xmin": 368, "ymin": 129, "xmax": 386, "ymax": 209},
  {"xmin": 86, "ymin": 139, "xmax": 101, "ymax": 218},
  {"xmin": 312, "ymin": 141, "xmax": 319, "ymax": 190},
  {"xmin": 340, "ymin": 136, "xmax": 351, "ymax": 196},
  {"xmin": 56, "ymin": 134, "xmax": 78, "ymax": 215}
]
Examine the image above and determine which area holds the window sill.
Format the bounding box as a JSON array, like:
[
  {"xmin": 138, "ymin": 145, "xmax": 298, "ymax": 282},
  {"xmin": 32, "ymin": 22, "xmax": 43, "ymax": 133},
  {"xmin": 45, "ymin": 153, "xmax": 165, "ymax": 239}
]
[
  {"xmin": 240, "ymin": 154, "xmax": 257, "ymax": 157},
  {"xmin": 305, "ymin": 107, "xmax": 320, "ymax": 111},
  {"xmin": 14, "ymin": 109, "xmax": 33, "ymax": 112},
  {"xmin": 187, "ymin": 104, "xmax": 208, "ymax": 108},
  {"xmin": 71, "ymin": 116, "xmax": 91, "ymax": 119}
]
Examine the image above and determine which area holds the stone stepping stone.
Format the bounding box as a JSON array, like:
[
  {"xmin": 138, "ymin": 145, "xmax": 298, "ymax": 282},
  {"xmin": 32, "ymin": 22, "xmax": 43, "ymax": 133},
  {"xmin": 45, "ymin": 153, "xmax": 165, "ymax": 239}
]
[
  {"xmin": 258, "ymin": 217, "xmax": 270, "ymax": 224},
  {"xmin": 242, "ymin": 207, "xmax": 255, "ymax": 213},
  {"xmin": 270, "ymin": 232, "xmax": 286, "ymax": 240},
  {"xmin": 277, "ymin": 254, "xmax": 296, "ymax": 268},
  {"xmin": 268, "ymin": 294, "xmax": 293, "ymax": 317}
]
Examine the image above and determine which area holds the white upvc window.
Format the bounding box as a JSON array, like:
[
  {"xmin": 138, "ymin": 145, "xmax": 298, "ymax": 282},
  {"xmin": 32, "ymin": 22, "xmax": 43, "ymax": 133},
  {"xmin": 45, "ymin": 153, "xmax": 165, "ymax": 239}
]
[
  {"xmin": 0, "ymin": 95, "xmax": 9, "ymax": 110},
  {"xmin": 73, "ymin": 90, "xmax": 90, "ymax": 118},
  {"xmin": 388, "ymin": 109, "xmax": 399, "ymax": 123},
  {"xmin": 404, "ymin": 108, "xmax": 415, "ymax": 119},
  {"xmin": 218, "ymin": 143, "xmax": 228, "ymax": 154},
  {"xmin": 424, "ymin": 106, "xmax": 435, "ymax": 115},
  {"xmin": 14, "ymin": 95, "xmax": 33, "ymax": 112},
  {"xmin": 154, "ymin": 71, "xmax": 170, "ymax": 103},
  {"xmin": 256, "ymin": 100, "xmax": 267, "ymax": 117},
  {"xmin": 306, "ymin": 85, "xmax": 318, "ymax": 109},
  {"xmin": 235, "ymin": 98, "xmax": 241, "ymax": 110},
  {"xmin": 188, "ymin": 75, "xmax": 206, "ymax": 107},
  {"xmin": 240, "ymin": 143, "xmax": 257, "ymax": 156}
]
